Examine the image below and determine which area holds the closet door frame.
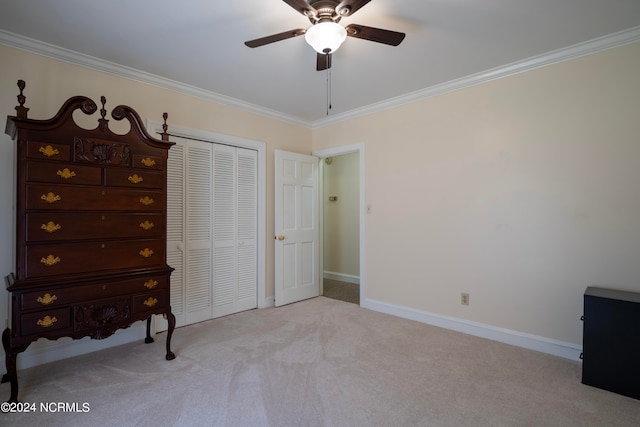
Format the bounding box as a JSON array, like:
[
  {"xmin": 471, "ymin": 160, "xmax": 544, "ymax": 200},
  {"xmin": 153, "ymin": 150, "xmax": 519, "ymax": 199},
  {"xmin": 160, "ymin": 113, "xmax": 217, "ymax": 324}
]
[{"xmin": 147, "ymin": 120, "xmax": 267, "ymax": 314}]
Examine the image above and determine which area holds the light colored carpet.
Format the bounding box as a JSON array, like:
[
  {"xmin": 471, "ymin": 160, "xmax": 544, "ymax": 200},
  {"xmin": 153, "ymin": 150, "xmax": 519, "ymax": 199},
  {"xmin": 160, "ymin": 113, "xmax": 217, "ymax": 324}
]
[{"xmin": 2, "ymin": 297, "xmax": 639, "ymax": 426}]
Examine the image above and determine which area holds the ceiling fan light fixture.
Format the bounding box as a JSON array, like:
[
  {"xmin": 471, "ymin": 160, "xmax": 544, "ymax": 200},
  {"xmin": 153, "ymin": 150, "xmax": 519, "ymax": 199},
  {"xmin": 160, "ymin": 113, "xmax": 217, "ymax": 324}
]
[{"xmin": 304, "ymin": 21, "xmax": 347, "ymax": 54}]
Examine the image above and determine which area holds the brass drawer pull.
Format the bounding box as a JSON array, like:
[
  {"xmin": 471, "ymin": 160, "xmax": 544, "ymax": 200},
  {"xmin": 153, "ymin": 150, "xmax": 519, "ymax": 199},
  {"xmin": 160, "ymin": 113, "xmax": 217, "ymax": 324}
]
[
  {"xmin": 39, "ymin": 145, "xmax": 60, "ymax": 157},
  {"xmin": 37, "ymin": 315, "xmax": 58, "ymax": 328},
  {"xmin": 143, "ymin": 297, "xmax": 158, "ymax": 308},
  {"xmin": 128, "ymin": 174, "xmax": 144, "ymax": 184},
  {"xmin": 139, "ymin": 220, "xmax": 155, "ymax": 230},
  {"xmin": 37, "ymin": 293, "xmax": 58, "ymax": 305},
  {"xmin": 41, "ymin": 192, "xmax": 61, "ymax": 203},
  {"xmin": 141, "ymin": 157, "xmax": 156, "ymax": 167},
  {"xmin": 143, "ymin": 279, "xmax": 158, "ymax": 289},
  {"xmin": 139, "ymin": 196, "xmax": 154, "ymax": 206},
  {"xmin": 139, "ymin": 248, "xmax": 154, "ymax": 258},
  {"xmin": 41, "ymin": 254, "xmax": 61, "ymax": 266},
  {"xmin": 56, "ymin": 168, "xmax": 76, "ymax": 179},
  {"xmin": 41, "ymin": 221, "xmax": 62, "ymax": 233}
]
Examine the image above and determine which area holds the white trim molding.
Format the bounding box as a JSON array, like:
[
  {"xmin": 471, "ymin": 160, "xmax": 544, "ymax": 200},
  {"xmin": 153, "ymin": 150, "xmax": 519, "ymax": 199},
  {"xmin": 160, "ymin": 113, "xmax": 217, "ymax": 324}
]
[
  {"xmin": 312, "ymin": 25, "xmax": 640, "ymax": 128},
  {"xmin": 361, "ymin": 298, "xmax": 582, "ymax": 361},
  {"xmin": 0, "ymin": 29, "xmax": 310, "ymax": 128},
  {"xmin": 2, "ymin": 26, "xmax": 639, "ymax": 130}
]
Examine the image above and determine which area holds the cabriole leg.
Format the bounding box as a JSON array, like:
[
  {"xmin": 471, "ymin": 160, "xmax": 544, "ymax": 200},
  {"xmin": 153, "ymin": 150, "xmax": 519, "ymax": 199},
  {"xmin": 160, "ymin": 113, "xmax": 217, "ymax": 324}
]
[
  {"xmin": 2, "ymin": 328, "xmax": 19, "ymax": 403},
  {"xmin": 164, "ymin": 311, "xmax": 176, "ymax": 360},
  {"xmin": 145, "ymin": 316, "xmax": 154, "ymax": 344}
]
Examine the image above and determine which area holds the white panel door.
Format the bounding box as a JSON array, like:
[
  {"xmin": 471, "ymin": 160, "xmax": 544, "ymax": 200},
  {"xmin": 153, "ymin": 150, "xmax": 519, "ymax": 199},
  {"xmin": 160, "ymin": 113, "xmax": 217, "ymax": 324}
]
[{"xmin": 274, "ymin": 150, "xmax": 319, "ymax": 306}]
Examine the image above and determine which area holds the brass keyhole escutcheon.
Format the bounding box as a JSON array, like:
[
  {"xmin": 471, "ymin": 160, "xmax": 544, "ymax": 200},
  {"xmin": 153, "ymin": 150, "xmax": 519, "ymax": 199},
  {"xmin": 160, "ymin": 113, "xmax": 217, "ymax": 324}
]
[
  {"xmin": 143, "ymin": 297, "xmax": 158, "ymax": 307},
  {"xmin": 39, "ymin": 145, "xmax": 60, "ymax": 157},
  {"xmin": 40, "ymin": 255, "xmax": 61, "ymax": 266},
  {"xmin": 128, "ymin": 174, "xmax": 144, "ymax": 184},
  {"xmin": 144, "ymin": 279, "xmax": 158, "ymax": 289},
  {"xmin": 37, "ymin": 293, "xmax": 58, "ymax": 305},
  {"xmin": 41, "ymin": 192, "xmax": 61, "ymax": 204},
  {"xmin": 41, "ymin": 221, "xmax": 61, "ymax": 233},
  {"xmin": 56, "ymin": 168, "xmax": 76, "ymax": 179},
  {"xmin": 37, "ymin": 315, "xmax": 58, "ymax": 328},
  {"xmin": 140, "ymin": 220, "xmax": 155, "ymax": 230}
]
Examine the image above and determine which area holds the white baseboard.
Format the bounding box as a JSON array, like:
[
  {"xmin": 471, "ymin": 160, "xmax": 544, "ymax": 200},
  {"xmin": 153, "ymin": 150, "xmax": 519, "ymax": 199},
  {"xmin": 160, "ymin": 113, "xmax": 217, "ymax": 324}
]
[
  {"xmin": 15, "ymin": 324, "xmax": 147, "ymax": 370},
  {"xmin": 262, "ymin": 295, "xmax": 275, "ymax": 308},
  {"xmin": 323, "ymin": 271, "xmax": 360, "ymax": 285},
  {"xmin": 361, "ymin": 298, "xmax": 582, "ymax": 361}
]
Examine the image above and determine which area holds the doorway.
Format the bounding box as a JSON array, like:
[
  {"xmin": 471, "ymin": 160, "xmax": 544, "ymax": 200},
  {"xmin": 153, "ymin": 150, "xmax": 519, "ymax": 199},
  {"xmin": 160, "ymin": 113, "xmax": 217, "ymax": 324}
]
[{"xmin": 314, "ymin": 144, "xmax": 365, "ymax": 305}]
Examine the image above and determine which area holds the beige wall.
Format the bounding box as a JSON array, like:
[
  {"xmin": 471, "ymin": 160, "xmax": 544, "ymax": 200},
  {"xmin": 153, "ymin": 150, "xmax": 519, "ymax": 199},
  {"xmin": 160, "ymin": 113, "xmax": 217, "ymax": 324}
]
[
  {"xmin": 312, "ymin": 42, "xmax": 640, "ymax": 345},
  {"xmin": 2, "ymin": 39, "xmax": 640, "ymax": 356},
  {"xmin": 0, "ymin": 44, "xmax": 312, "ymax": 332},
  {"xmin": 322, "ymin": 152, "xmax": 360, "ymax": 279}
]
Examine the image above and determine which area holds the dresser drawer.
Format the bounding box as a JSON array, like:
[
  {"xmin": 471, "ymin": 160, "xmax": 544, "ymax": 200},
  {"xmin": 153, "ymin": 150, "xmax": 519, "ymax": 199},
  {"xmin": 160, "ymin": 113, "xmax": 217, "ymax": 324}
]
[
  {"xmin": 26, "ymin": 184, "xmax": 164, "ymax": 211},
  {"xmin": 20, "ymin": 275, "xmax": 169, "ymax": 311},
  {"xmin": 21, "ymin": 307, "xmax": 71, "ymax": 335},
  {"xmin": 25, "ymin": 239, "xmax": 166, "ymax": 278},
  {"xmin": 26, "ymin": 212, "xmax": 164, "ymax": 242},
  {"xmin": 133, "ymin": 291, "xmax": 168, "ymax": 313},
  {"xmin": 105, "ymin": 168, "xmax": 164, "ymax": 189},
  {"xmin": 26, "ymin": 160, "xmax": 102, "ymax": 185},
  {"xmin": 27, "ymin": 141, "xmax": 71, "ymax": 161}
]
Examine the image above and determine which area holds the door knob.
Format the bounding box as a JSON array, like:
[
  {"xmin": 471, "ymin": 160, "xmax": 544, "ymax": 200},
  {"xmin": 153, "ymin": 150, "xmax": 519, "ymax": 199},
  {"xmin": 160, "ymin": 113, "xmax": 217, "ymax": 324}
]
[{"xmin": 275, "ymin": 235, "xmax": 285, "ymax": 241}]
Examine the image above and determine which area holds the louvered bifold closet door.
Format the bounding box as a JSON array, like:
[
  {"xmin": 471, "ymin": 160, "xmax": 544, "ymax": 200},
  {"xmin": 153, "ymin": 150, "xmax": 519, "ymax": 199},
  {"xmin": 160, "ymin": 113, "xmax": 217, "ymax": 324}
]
[
  {"xmin": 236, "ymin": 148, "xmax": 258, "ymax": 311},
  {"xmin": 165, "ymin": 138, "xmax": 186, "ymax": 328},
  {"xmin": 185, "ymin": 139, "xmax": 214, "ymax": 324},
  {"xmin": 212, "ymin": 145, "xmax": 257, "ymax": 318}
]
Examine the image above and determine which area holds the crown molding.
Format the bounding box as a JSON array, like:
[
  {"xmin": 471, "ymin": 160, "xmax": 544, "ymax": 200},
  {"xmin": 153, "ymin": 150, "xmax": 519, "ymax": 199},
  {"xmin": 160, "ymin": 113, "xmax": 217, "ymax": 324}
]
[
  {"xmin": 312, "ymin": 25, "xmax": 640, "ymax": 128},
  {"xmin": 2, "ymin": 26, "xmax": 639, "ymax": 131},
  {"xmin": 0, "ymin": 29, "xmax": 312, "ymax": 129}
]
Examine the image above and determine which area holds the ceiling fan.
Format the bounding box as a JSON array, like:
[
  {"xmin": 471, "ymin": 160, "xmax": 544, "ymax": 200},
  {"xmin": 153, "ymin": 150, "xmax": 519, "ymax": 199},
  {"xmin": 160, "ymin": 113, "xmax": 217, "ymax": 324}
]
[{"xmin": 245, "ymin": 0, "xmax": 406, "ymax": 71}]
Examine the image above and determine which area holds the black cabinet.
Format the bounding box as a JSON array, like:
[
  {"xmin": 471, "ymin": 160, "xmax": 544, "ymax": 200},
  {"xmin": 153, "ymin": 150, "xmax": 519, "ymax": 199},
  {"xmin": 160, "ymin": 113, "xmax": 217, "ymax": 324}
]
[{"xmin": 582, "ymin": 287, "xmax": 640, "ymax": 399}]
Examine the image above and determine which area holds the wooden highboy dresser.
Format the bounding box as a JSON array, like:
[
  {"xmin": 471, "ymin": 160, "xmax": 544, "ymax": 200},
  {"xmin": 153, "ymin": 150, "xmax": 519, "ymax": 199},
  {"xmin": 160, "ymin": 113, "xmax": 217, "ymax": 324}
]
[{"xmin": 2, "ymin": 81, "xmax": 176, "ymax": 402}]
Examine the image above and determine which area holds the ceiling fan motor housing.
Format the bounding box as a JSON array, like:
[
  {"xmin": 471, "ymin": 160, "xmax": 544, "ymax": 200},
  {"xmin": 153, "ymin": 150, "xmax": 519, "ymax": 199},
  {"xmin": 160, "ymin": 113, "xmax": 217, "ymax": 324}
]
[{"xmin": 306, "ymin": 1, "xmax": 346, "ymax": 24}]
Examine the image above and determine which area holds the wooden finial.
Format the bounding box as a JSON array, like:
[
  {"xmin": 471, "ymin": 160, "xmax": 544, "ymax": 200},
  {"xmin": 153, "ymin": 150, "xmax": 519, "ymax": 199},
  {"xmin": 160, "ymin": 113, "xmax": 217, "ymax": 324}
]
[
  {"xmin": 161, "ymin": 112, "xmax": 169, "ymax": 141},
  {"xmin": 98, "ymin": 96, "xmax": 109, "ymax": 131},
  {"xmin": 15, "ymin": 80, "xmax": 29, "ymax": 119}
]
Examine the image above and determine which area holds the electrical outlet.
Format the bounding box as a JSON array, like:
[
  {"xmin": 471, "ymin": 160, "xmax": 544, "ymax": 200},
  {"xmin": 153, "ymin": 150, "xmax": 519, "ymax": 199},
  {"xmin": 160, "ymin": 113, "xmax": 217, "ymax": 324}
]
[{"xmin": 461, "ymin": 293, "xmax": 470, "ymax": 305}]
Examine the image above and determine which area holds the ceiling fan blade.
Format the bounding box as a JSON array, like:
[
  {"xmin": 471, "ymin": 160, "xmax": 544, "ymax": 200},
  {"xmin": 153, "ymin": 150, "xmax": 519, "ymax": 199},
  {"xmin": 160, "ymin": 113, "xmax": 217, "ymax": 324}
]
[
  {"xmin": 245, "ymin": 28, "xmax": 306, "ymax": 48},
  {"xmin": 282, "ymin": 0, "xmax": 317, "ymax": 17},
  {"xmin": 345, "ymin": 24, "xmax": 406, "ymax": 46},
  {"xmin": 316, "ymin": 52, "xmax": 332, "ymax": 71},
  {"xmin": 335, "ymin": 0, "xmax": 372, "ymax": 17}
]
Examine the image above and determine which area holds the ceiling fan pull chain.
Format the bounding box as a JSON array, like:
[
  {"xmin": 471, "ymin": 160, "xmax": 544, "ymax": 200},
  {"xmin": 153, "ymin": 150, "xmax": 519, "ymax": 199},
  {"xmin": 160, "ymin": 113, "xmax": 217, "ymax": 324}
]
[
  {"xmin": 326, "ymin": 67, "xmax": 329, "ymax": 115},
  {"xmin": 326, "ymin": 66, "xmax": 332, "ymax": 116}
]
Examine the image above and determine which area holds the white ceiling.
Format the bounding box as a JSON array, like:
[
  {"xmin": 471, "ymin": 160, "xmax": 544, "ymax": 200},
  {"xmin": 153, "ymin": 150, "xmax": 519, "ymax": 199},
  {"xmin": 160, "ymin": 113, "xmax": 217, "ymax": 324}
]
[{"xmin": 1, "ymin": 0, "xmax": 639, "ymax": 125}]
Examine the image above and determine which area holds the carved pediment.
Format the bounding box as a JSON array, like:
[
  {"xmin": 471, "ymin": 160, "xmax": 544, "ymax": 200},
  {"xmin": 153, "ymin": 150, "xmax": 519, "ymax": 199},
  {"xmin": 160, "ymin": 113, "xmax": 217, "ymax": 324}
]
[{"xmin": 74, "ymin": 136, "xmax": 130, "ymax": 165}]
